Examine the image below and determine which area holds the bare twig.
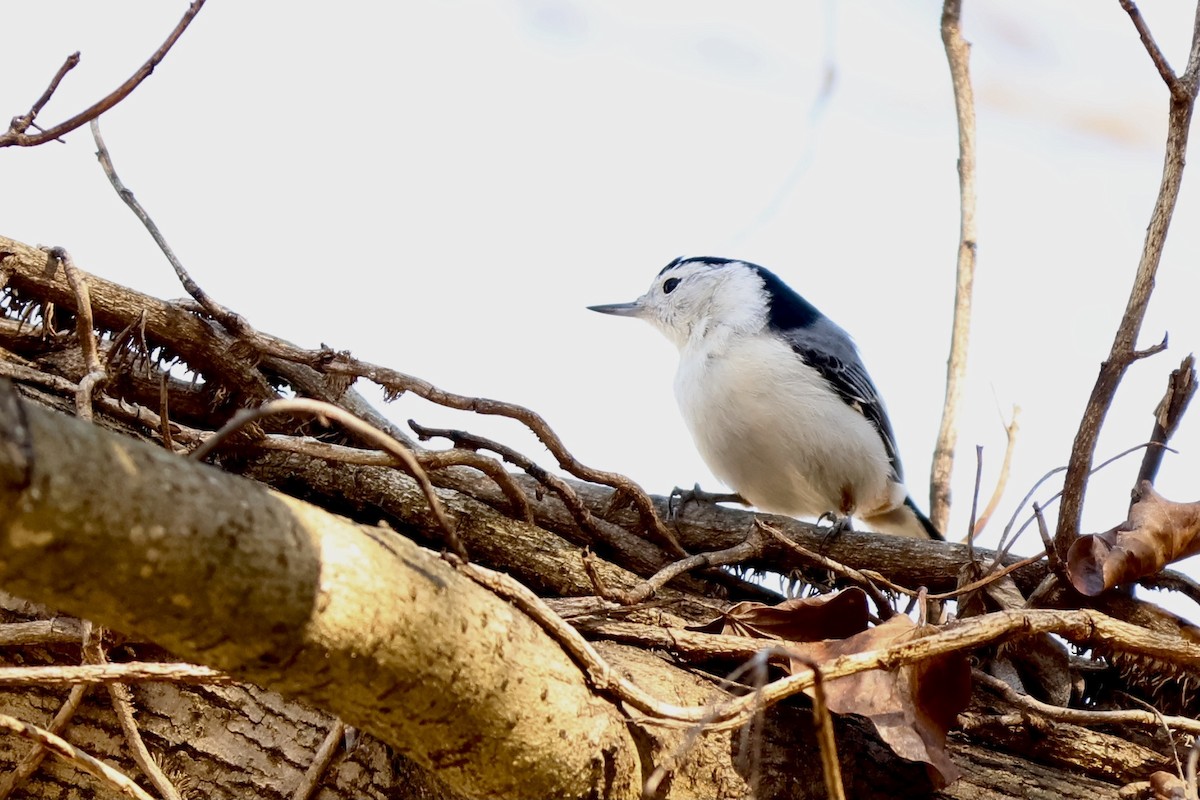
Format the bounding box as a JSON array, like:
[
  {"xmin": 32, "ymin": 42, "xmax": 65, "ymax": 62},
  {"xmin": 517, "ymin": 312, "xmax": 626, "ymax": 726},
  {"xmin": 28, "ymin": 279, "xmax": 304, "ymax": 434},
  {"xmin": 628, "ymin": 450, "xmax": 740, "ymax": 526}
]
[
  {"xmin": 930, "ymin": 0, "xmax": 979, "ymax": 532},
  {"xmin": 975, "ymin": 668, "xmax": 1200, "ymax": 737},
  {"xmin": 791, "ymin": 654, "xmax": 846, "ymax": 800},
  {"xmin": 0, "ymin": 618, "xmax": 86, "ymax": 647},
  {"xmin": 0, "ymin": 621, "xmax": 97, "ymax": 800},
  {"xmin": 0, "ymin": 684, "xmax": 88, "ymax": 799},
  {"xmin": 606, "ymin": 527, "xmax": 766, "ymax": 605},
  {"xmin": 0, "ymin": 712, "xmax": 157, "ymax": 800},
  {"xmin": 287, "ymin": 349, "xmax": 683, "ymax": 556},
  {"xmin": 973, "ymin": 405, "xmax": 1020, "ymax": 537},
  {"xmin": 0, "ymin": 662, "xmax": 229, "ymax": 688},
  {"xmin": 1056, "ymin": 4, "xmax": 1200, "ymax": 560},
  {"xmin": 289, "ymin": 719, "xmax": 345, "ymax": 800},
  {"xmin": 82, "ymin": 629, "xmax": 182, "ymax": 800},
  {"xmin": 7, "ymin": 52, "xmax": 80, "ymax": 138},
  {"xmin": 193, "ymin": 398, "xmax": 467, "ymax": 560},
  {"xmin": 91, "ymin": 117, "xmax": 248, "ymax": 335},
  {"xmin": 1, "ymin": 1, "xmax": 207, "ymax": 148},
  {"xmin": 409, "ymin": 420, "xmax": 673, "ymax": 556},
  {"xmin": 965, "ymin": 445, "xmax": 984, "ymax": 550},
  {"xmin": 1135, "ymin": 355, "xmax": 1196, "ymax": 492},
  {"xmin": 762, "ymin": 523, "xmax": 896, "ymax": 618},
  {"xmin": 44, "ymin": 247, "xmax": 105, "ymax": 420},
  {"xmin": 255, "ymin": 433, "xmax": 535, "ymax": 523},
  {"xmin": 1119, "ymin": 0, "xmax": 1191, "ymax": 100}
]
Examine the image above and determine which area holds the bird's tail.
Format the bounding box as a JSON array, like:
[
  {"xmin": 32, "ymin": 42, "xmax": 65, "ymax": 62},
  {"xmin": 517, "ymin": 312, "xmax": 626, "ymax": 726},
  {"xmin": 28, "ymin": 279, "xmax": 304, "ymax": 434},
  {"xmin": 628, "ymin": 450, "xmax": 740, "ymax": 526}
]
[{"xmin": 862, "ymin": 496, "xmax": 944, "ymax": 540}]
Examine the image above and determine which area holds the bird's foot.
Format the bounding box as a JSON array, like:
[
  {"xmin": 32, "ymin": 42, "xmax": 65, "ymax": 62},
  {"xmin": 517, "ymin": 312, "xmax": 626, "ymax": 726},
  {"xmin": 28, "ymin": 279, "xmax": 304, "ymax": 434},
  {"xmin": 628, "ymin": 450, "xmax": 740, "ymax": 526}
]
[
  {"xmin": 668, "ymin": 483, "xmax": 746, "ymax": 520},
  {"xmin": 818, "ymin": 512, "xmax": 854, "ymax": 545}
]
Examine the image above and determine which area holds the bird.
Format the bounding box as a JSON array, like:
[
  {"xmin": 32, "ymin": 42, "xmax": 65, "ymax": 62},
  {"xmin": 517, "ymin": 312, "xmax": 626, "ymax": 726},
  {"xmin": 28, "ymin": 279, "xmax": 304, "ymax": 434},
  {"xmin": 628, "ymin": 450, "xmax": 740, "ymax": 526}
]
[{"xmin": 588, "ymin": 256, "xmax": 942, "ymax": 540}]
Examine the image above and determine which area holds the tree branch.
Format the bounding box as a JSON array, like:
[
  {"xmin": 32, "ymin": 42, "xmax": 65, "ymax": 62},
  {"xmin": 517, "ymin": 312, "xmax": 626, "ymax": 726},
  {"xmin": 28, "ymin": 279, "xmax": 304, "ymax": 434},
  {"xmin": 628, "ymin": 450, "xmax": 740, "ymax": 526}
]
[
  {"xmin": 0, "ymin": 383, "xmax": 640, "ymax": 800},
  {"xmin": 1055, "ymin": 3, "xmax": 1200, "ymax": 559},
  {"xmin": 931, "ymin": 0, "xmax": 979, "ymax": 533},
  {"xmin": 0, "ymin": 1, "xmax": 207, "ymax": 148}
]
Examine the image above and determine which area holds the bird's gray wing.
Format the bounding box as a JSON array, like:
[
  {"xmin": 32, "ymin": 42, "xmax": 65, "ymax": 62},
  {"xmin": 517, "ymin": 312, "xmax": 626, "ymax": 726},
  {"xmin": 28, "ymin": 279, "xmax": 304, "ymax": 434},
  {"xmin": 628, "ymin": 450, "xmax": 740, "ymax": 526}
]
[{"xmin": 785, "ymin": 329, "xmax": 904, "ymax": 482}]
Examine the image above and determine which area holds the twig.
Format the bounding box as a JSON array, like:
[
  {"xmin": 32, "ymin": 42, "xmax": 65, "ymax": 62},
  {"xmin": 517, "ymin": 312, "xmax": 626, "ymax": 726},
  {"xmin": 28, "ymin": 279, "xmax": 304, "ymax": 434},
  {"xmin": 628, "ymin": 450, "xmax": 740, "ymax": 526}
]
[
  {"xmin": 0, "ymin": 662, "xmax": 229, "ymax": 687},
  {"xmin": 930, "ymin": 0, "xmax": 979, "ymax": 532},
  {"xmin": 255, "ymin": 433, "xmax": 534, "ymax": 522},
  {"xmin": 410, "ymin": 419, "xmax": 674, "ymax": 556},
  {"xmin": 7, "ymin": 52, "xmax": 81, "ymax": 138},
  {"xmin": 1031, "ymin": 502, "xmax": 1060, "ymax": 575},
  {"xmin": 1, "ymin": 1, "xmax": 207, "ymax": 148},
  {"xmin": 193, "ymin": 398, "xmax": 467, "ymax": 561},
  {"xmin": 0, "ymin": 618, "xmax": 86, "ymax": 647},
  {"xmin": 997, "ymin": 442, "xmax": 1156, "ymax": 571},
  {"xmin": 297, "ymin": 351, "xmax": 683, "ymax": 556},
  {"xmin": 1135, "ymin": 355, "xmax": 1196, "ymax": 492},
  {"xmin": 159, "ymin": 373, "xmax": 174, "ymax": 451},
  {"xmin": 974, "ymin": 668, "xmax": 1200, "ymax": 737},
  {"xmin": 44, "ymin": 247, "xmax": 105, "ymax": 420},
  {"xmin": 0, "ymin": 621, "xmax": 97, "ymax": 800},
  {"xmin": 973, "ymin": 405, "xmax": 1019, "ymax": 536},
  {"xmin": 791, "ymin": 654, "xmax": 846, "ymax": 800},
  {"xmin": 762, "ymin": 523, "xmax": 896, "ymax": 619},
  {"xmin": 0, "ymin": 684, "xmax": 88, "ymax": 799},
  {"xmin": 83, "ymin": 628, "xmax": 182, "ymax": 800},
  {"xmin": 289, "ymin": 719, "xmax": 345, "ymax": 800},
  {"xmin": 1119, "ymin": 0, "xmax": 1190, "ymax": 100},
  {"xmin": 91, "ymin": 117, "xmax": 248, "ymax": 336},
  {"xmin": 1056, "ymin": 3, "xmax": 1200, "ymax": 559},
  {"xmin": 965, "ymin": 445, "xmax": 983, "ymax": 550},
  {"xmin": 605, "ymin": 528, "xmax": 766, "ymax": 605},
  {"xmin": 0, "ymin": 712, "xmax": 157, "ymax": 800}
]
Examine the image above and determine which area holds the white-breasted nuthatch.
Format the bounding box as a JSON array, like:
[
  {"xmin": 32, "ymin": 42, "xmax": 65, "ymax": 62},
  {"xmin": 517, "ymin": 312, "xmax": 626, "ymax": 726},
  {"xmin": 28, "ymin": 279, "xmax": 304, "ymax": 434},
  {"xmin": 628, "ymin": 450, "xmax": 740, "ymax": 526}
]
[{"xmin": 589, "ymin": 256, "xmax": 942, "ymax": 540}]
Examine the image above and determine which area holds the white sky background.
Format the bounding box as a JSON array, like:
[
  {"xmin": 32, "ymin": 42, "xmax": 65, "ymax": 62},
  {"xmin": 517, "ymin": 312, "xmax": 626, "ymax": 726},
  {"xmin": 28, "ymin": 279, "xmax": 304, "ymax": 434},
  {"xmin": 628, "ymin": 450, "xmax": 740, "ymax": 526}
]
[{"xmin": 4, "ymin": 3, "xmax": 1200, "ymax": 612}]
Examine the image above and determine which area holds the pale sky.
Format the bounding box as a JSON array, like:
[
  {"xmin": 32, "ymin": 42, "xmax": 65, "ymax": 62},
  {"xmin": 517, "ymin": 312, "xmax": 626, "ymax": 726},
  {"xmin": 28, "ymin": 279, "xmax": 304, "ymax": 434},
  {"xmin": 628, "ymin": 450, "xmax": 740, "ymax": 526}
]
[{"xmin": 4, "ymin": 2, "xmax": 1200, "ymax": 607}]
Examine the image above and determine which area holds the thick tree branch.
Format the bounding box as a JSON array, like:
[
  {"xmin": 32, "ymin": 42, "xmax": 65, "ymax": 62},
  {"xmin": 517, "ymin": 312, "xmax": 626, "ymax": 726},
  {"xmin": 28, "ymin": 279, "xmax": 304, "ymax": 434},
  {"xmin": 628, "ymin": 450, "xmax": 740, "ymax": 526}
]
[
  {"xmin": 0, "ymin": 385, "xmax": 639, "ymax": 800},
  {"xmin": 1055, "ymin": 3, "xmax": 1200, "ymax": 559}
]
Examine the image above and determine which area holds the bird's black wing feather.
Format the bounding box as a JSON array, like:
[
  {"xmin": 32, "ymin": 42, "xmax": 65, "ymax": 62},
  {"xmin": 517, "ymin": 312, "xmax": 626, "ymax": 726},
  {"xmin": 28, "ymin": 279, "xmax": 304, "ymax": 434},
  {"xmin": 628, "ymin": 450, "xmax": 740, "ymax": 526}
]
[{"xmin": 789, "ymin": 343, "xmax": 904, "ymax": 483}]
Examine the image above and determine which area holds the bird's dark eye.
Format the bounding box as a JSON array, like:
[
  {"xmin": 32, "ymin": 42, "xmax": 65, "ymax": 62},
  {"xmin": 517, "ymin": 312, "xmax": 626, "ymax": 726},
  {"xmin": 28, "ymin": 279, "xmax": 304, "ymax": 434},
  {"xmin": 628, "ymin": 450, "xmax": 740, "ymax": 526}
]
[{"xmin": 663, "ymin": 277, "xmax": 681, "ymax": 294}]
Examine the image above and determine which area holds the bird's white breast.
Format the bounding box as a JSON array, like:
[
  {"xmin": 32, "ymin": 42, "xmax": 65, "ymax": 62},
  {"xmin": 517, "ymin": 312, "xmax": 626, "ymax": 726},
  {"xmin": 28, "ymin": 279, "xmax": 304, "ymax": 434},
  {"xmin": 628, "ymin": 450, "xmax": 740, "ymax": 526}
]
[{"xmin": 673, "ymin": 331, "xmax": 893, "ymax": 519}]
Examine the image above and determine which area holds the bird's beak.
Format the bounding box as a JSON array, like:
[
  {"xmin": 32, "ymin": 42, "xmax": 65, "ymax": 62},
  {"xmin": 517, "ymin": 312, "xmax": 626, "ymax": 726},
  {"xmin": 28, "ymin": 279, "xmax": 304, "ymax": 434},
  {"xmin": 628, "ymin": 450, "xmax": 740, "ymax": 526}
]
[{"xmin": 587, "ymin": 300, "xmax": 645, "ymax": 318}]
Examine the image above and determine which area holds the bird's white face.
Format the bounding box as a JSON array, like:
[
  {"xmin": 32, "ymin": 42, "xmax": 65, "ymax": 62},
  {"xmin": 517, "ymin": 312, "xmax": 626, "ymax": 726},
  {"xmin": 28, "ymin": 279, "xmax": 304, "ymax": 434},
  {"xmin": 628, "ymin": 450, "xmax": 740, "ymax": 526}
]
[{"xmin": 589, "ymin": 260, "xmax": 767, "ymax": 349}]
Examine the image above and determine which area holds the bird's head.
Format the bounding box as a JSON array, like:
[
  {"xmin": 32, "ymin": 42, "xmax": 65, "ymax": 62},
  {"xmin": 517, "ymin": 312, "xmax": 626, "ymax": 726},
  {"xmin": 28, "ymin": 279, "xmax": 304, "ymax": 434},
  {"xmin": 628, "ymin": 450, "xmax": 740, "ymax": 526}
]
[{"xmin": 589, "ymin": 257, "xmax": 787, "ymax": 348}]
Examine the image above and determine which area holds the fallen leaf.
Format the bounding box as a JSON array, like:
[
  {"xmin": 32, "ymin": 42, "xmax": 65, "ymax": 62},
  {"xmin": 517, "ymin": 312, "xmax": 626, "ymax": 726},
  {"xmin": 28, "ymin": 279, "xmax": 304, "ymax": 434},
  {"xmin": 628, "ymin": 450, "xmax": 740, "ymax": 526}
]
[
  {"xmin": 691, "ymin": 586, "xmax": 870, "ymax": 641},
  {"xmin": 787, "ymin": 614, "xmax": 971, "ymax": 788},
  {"xmin": 1068, "ymin": 482, "xmax": 1200, "ymax": 595}
]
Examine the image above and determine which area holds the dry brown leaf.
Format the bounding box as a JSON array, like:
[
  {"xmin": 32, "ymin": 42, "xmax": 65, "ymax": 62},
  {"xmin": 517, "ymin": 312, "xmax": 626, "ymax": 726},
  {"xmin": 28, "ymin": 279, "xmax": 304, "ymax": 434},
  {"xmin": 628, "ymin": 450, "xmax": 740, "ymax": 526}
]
[
  {"xmin": 1068, "ymin": 482, "xmax": 1200, "ymax": 596},
  {"xmin": 691, "ymin": 587, "xmax": 870, "ymax": 641},
  {"xmin": 786, "ymin": 614, "xmax": 971, "ymax": 788}
]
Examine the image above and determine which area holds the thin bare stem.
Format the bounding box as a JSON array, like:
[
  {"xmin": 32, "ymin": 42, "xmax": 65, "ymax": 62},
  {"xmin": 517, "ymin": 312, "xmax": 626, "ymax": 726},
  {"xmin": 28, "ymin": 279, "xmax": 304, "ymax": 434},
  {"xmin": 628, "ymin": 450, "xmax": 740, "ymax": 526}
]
[
  {"xmin": 91, "ymin": 118, "xmax": 247, "ymax": 335},
  {"xmin": 1056, "ymin": 3, "xmax": 1200, "ymax": 559},
  {"xmin": 973, "ymin": 406, "xmax": 1019, "ymax": 536},
  {"xmin": 290, "ymin": 719, "xmax": 345, "ymax": 800},
  {"xmin": 0, "ymin": 662, "xmax": 228, "ymax": 688},
  {"xmin": 930, "ymin": 0, "xmax": 979, "ymax": 532},
  {"xmin": 1, "ymin": 1, "xmax": 207, "ymax": 148},
  {"xmin": 193, "ymin": 398, "xmax": 467, "ymax": 560},
  {"xmin": 45, "ymin": 247, "xmax": 105, "ymax": 421},
  {"xmin": 8, "ymin": 52, "xmax": 81, "ymax": 137},
  {"xmin": 1119, "ymin": 0, "xmax": 1189, "ymax": 100},
  {"xmin": 1134, "ymin": 355, "xmax": 1196, "ymax": 493},
  {"xmin": 0, "ymin": 712, "xmax": 156, "ymax": 800}
]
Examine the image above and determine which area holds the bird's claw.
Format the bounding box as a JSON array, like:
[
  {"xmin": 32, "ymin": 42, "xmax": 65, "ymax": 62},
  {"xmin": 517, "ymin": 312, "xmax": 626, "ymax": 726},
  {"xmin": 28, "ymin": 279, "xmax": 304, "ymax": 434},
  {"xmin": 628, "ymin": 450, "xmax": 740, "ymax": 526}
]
[
  {"xmin": 668, "ymin": 483, "xmax": 745, "ymax": 520},
  {"xmin": 818, "ymin": 512, "xmax": 853, "ymax": 544}
]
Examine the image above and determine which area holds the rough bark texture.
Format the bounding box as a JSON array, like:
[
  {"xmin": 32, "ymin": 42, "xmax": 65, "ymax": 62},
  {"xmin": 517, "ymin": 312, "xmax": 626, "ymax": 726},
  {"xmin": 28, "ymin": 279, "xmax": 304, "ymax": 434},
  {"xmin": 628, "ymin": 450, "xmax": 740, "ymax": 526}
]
[
  {"xmin": 0, "ymin": 393, "xmax": 638, "ymax": 800},
  {"xmin": 0, "ymin": 234, "xmax": 1194, "ymax": 799}
]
